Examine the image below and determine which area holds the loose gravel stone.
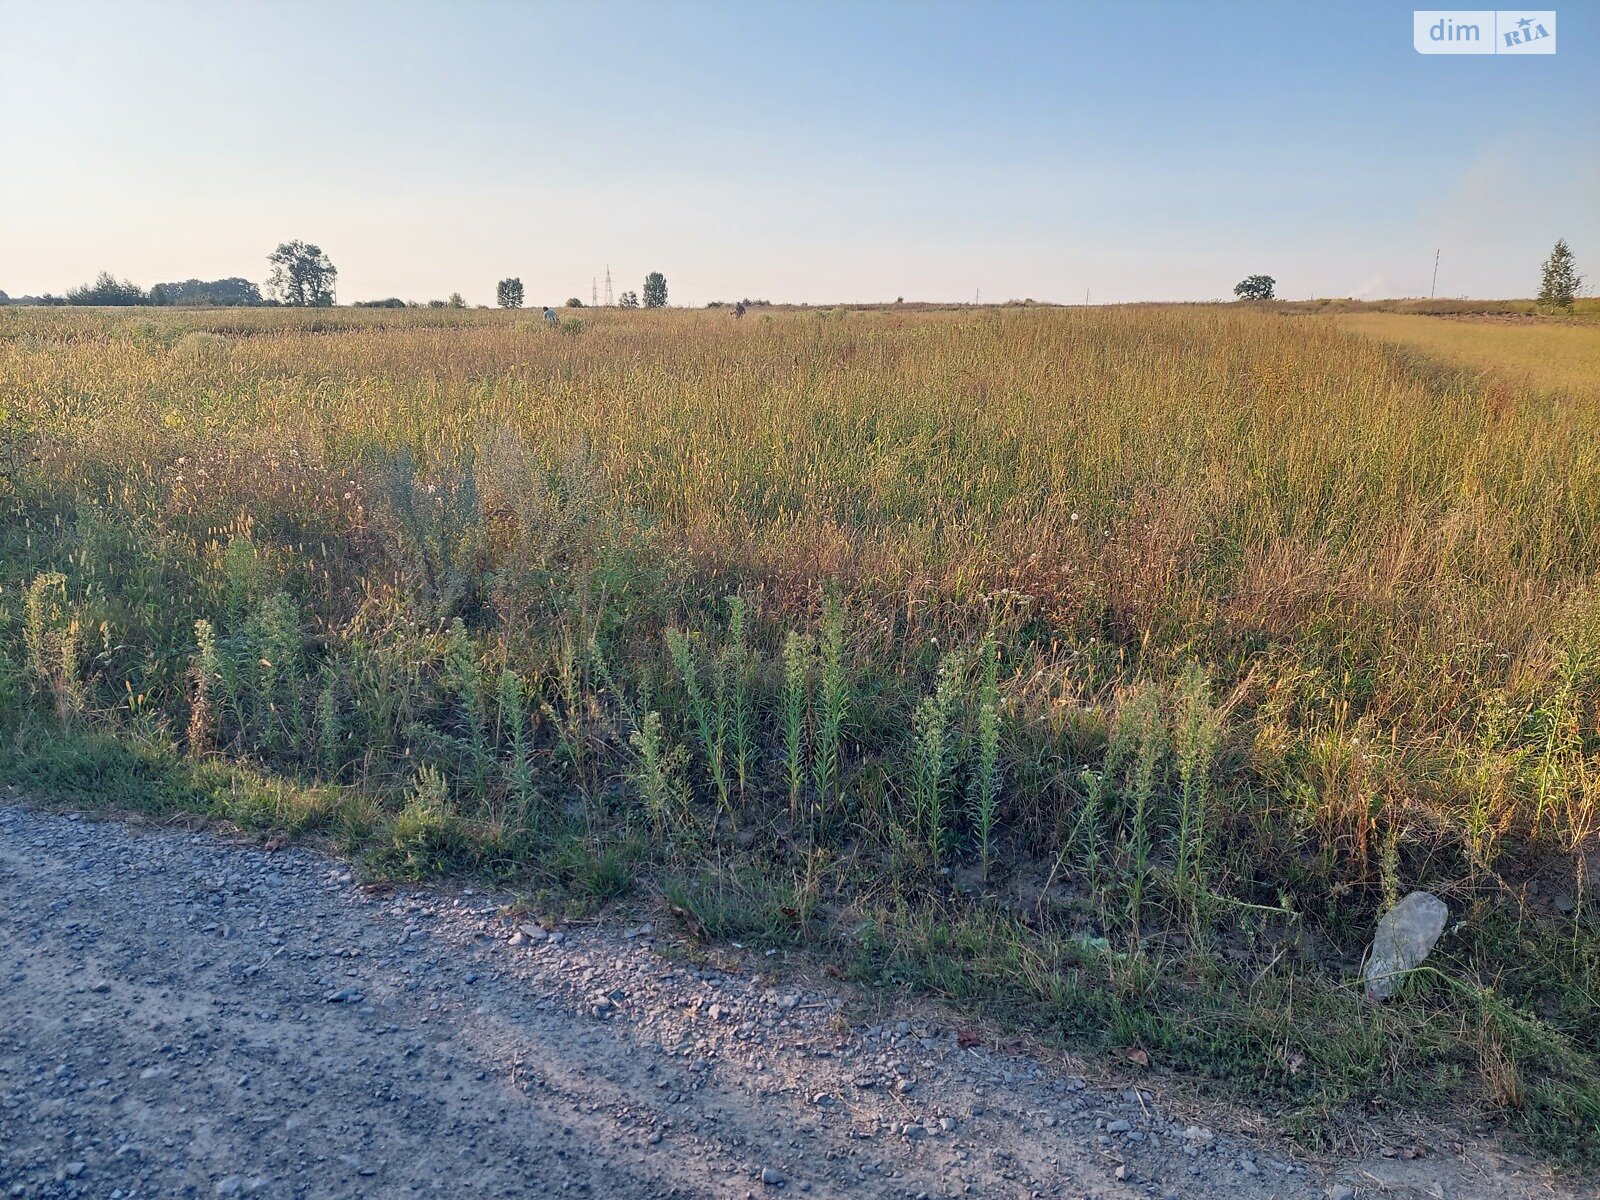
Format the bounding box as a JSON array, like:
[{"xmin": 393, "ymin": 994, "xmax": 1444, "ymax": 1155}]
[{"xmin": 0, "ymin": 802, "xmax": 1568, "ymax": 1200}]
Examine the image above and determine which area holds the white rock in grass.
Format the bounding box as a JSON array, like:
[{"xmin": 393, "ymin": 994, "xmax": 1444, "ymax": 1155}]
[{"xmin": 1364, "ymin": 891, "xmax": 1448, "ymax": 1001}]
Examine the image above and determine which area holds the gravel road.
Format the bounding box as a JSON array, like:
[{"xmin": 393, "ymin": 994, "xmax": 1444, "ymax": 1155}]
[{"xmin": 0, "ymin": 803, "xmax": 1583, "ymax": 1199}]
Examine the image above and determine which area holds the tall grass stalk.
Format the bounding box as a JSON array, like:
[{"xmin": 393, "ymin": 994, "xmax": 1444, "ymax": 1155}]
[
  {"xmin": 972, "ymin": 633, "xmax": 1002, "ymax": 882},
  {"xmin": 911, "ymin": 650, "xmax": 963, "ymax": 868},
  {"xmin": 667, "ymin": 628, "xmax": 732, "ymax": 823},
  {"xmin": 813, "ymin": 597, "xmax": 848, "ymax": 823},
  {"xmin": 783, "ymin": 630, "xmax": 813, "ymax": 831}
]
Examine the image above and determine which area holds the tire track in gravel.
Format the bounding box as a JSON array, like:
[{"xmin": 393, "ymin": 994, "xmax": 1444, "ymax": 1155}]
[{"xmin": 0, "ymin": 803, "xmax": 1582, "ymax": 1200}]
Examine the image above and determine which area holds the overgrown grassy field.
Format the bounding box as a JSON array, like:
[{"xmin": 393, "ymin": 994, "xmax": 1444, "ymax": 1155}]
[
  {"xmin": 1, "ymin": 304, "xmax": 1597, "ymax": 1163},
  {"xmin": 1336, "ymin": 312, "xmax": 1600, "ymax": 400}
]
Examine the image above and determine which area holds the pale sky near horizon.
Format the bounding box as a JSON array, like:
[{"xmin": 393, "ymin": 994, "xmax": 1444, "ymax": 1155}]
[{"xmin": 2, "ymin": 1, "xmax": 1596, "ymax": 307}]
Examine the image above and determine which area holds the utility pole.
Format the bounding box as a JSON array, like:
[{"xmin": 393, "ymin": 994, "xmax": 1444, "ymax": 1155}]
[
  {"xmin": 1084, "ymin": 288, "xmax": 1090, "ymax": 306},
  {"xmin": 1431, "ymin": 249, "xmax": 1440, "ymax": 299},
  {"xmin": 592, "ymin": 277, "xmax": 598, "ymax": 307},
  {"xmin": 603, "ymin": 265, "xmax": 613, "ymax": 307}
]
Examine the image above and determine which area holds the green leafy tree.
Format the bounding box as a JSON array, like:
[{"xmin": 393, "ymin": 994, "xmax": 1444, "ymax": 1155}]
[
  {"xmin": 149, "ymin": 277, "xmax": 262, "ymax": 306},
  {"xmin": 267, "ymin": 241, "xmax": 337, "ymax": 307},
  {"xmin": 642, "ymin": 272, "xmax": 668, "ymax": 309},
  {"xmin": 447, "ymin": 292, "xmax": 466, "ymax": 309},
  {"xmin": 618, "ymin": 290, "xmax": 639, "ymax": 309},
  {"xmin": 565, "ymin": 297, "xmax": 583, "ymax": 307},
  {"xmin": 1537, "ymin": 238, "xmax": 1582, "ymax": 310},
  {"xmin": 66, "ymin": 271, "xmax": 147, "ymax": 306},
  {"xmin": 1233, "ymin": 274, "xmax": 1275, "ymax": 301},
  {"xmin": 496, "ymin": 277, "xmax": 524, "ymax": 309}
]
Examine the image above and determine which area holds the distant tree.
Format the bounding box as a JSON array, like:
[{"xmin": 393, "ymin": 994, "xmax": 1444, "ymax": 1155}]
[
  {"xmin": 565, "ymin": 297, "xmax": 583, "ymax": 307},
  {"xmin": 618, "ymin": 290, "xmax": 640, "ymax": 309},
  {"xmin": 446, "ymin": 292, "xmax": 466, "ymax": 309},
  {"xmin": 496, "ymin": 277, "xmax": 524, "ymax": 309},
  {"xmin": 426, "ymin": 299, "xmax": 448, "ymax": 309},
  {"xmin": 0, "ymin": 290, "xmax": 9, "ymax": 304},
  {"xmin": 66, "ymin": 271, "xmax": 147, "ymax": 306},
  {"xmin": 1233, "ymin": 274, "xmax": 1276, "ymax": 301},
  {"xmin": 149, "ymin": 277, "xmax": 262, "ymax": 306},
  {"xmin": 642, "ymin": 272, "xmax": 667, "ymax": 308},
  {"xmin": 267, "ymin": 241, "xmax": 337, "ymax": 307},
  {"xmin": 353, "ymin": 297, "xmax": 407, "ymax": 308},
  {"xmin": 1537, "ymin": 238, "xmax": 1582, "ymax": 310}
]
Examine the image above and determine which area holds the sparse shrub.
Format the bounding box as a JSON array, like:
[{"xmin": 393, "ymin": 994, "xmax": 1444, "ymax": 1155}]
[
  {"xmin": 366, "ymin": 449, "xmax": 488, "ymax": 624},
  {"xmin": 382, "ymin": 766, "xmax": 475, "ymax": 877}
]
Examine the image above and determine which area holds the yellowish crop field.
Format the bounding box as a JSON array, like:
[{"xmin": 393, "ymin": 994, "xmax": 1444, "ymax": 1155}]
[
  {"xmin": 2, "ymin": 304, "xmax": 1598, "ymax": 1161},
  {"xmin": 1334, "ymin": 310, "xmax": 1600, "ymax": 399}
]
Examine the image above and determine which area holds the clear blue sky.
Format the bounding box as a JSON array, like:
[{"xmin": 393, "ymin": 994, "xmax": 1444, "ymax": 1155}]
[{"xmin": 2, "ymin": 1, "xmax": 1595, "ymax": 305}]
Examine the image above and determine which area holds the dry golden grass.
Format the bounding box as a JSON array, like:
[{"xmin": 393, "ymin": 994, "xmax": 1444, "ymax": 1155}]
[
  {"xmin": 1334, "ymin": 311, "xmax": 1600, "ymax": 400},
  {"xmin": 2, "ymin": 303, "xmax": 1599, "ymax": 1161}
]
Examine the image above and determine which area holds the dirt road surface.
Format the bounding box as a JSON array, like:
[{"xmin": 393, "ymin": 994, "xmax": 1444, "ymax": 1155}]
[{"xmin": 0, "ymin": 803, "xmax": 1583, "ymax": 1199}]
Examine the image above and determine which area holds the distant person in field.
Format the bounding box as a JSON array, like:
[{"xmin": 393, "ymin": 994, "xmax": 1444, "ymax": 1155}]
[
  {"xmin": 542, "ymin": 306, "xmax": 558, "ymax": 325},
  {"xmin": 732, "ymin": 301, "xmax": 747, "ymax": 319}
]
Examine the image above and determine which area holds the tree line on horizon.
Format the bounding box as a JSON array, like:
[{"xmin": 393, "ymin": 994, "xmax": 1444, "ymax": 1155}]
[
  {"xmin": 1, "ymin": 239, "xmax": 1584, "ymax": 311},
  {"xmin": 0, "ymin": 241, "xmax": 677, "ymax": 312}
]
